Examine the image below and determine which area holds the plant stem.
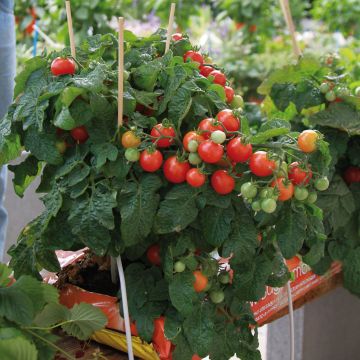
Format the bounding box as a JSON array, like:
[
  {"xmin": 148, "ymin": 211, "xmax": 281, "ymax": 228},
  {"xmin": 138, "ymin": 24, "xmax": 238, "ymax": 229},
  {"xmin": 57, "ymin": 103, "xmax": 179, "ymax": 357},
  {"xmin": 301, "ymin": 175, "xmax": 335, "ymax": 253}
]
[{"xmin": 24, "ymin": 328, "xmax": 76, "ymax": 360}]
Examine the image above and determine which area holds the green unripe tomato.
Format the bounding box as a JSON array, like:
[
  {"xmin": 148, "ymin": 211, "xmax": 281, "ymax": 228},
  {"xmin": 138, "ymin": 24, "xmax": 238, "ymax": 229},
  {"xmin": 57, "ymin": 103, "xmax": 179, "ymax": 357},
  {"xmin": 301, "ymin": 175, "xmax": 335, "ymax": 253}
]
[
  {"xmin": 325, "ymin": 90, "xmax": 336, "ymax": 102},
  {"xmin": 219, "ymin": 272, "xmax": 230, "ymax": 284},
  {"xmin": 260, "ymin": 188, "xmax": 278, "ymax": 200},
  {"xmin": 188, "ymin": 140, "xmax": 199, "ymax": 153},
  {"xmin": 335, "ymin": 87, "xmax": 350, "ymax": 97},
  {"xmin": 294, "ymin": 187, "xmax": 309, "ymax": 201},
  {"xmin": 211, "ymin": 130, "xmax": 226, "ymax": 144},
  {"xmin": 251, "ymin": 200, "xmax": 261, "ymax": 212},
  {"xmin": 188, "ymin": 153, "xmax": 202, "ymax": 165},
  {"xmin": 230, "ymin": 95, "xmax": 244, "ymax": 109},
  {"xmin": 125, "ymin": 148, "xmax": 140, "ymax": 162},
  {"xmin": 56, "ymin": 141, "xmax": 67, "ymax": 154},
  {"xmin": 209, "ymin": 290, "xmax": 225, "ymax": 304},
  {"xmin": 174, "ymin": 261, "xmax": 186, "ymax": 273},
  {"xmin": 241, "ymin": 182, "xmax": 257, "ymax": 199},
  {"xmin": 261, "ymin": 198, "xmax": 277, "ymax": 214},
  {"xmin": 315, "ymin": 177, "xmax": 329, "ymax": 191},
  {"xmin": 307, "ymin": 192, "xmax": 317, "ymax": 204},
  {"xmin": 355, "ymin": 87, "xmax": 360, "ymax": 97},
  {"xmin": 319, "ymin": 82, "xmax": 330, "ymax": 94}
]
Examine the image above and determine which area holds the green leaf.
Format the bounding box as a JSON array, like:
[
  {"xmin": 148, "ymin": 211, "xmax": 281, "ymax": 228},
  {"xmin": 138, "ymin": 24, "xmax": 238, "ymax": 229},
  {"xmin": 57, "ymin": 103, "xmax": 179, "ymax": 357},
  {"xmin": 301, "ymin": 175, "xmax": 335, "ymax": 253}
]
[
  {"xmin": 343, "ymin": 247, "xmax": 360, "ymax": 296},
  {"xmin": 68, "ymin": 182, "xmax": 117, "ymax": 254},
  {"xmin": 69, "ymin": 99, "xmax": 94, "ymax": 126},
  {"xmin": 276, "ymin": 207, "xmax": 307, "ymax": 259},
  {"xmin": 200, "ymin": 206, "xmax": 234, "ymax": 247},
  {"xmin": 61, "ymin": 302, "xmax": 107, "ymax": 340},
  {"xmin": 8, "ymin": 156, "xmax": 42, "ymax": 197},
  {"xmin": 132, "ymin": 61, "xmax": 160, "ymax": 92},
  {"xmin": 183, "ymin": 303, "xmax": 215, "ymax": 357},
  {"xmin": 14, "ymin": 56, "xmax": 47, "ymax": 97},
  {"xmin": 73, "ymin": 64, "xmax": 107, "ymax": 92},
  {"xmin": 0, "ymin": 264, "xmax": 12, "ymax": 287},
  {"xmin": 250, "ymin": 127, "xmax": 290, "ymax": 144},
  {"xmin": 60, "ymin": 86, "xmax": 86, "ymax": 107},
  {"xmin": 91, "ymin": 143, "xmax": 118, "ymax": 168},
  {"xmin": 33, "ymin": 303, "xmax": 70, "ymax": 327},
  {"xmin": 310, "ymin": 102, "xmax": 360, "ymax": 135},
  {"xmin": 54, "ymin": 107, "xmax": 76, "ymax": 130},
  {"xmin": 0, "ymin": 337, "xmax": 38, "ymax": 360},
  {"xmin": 120, "ymin": 174, "xmax": 162, "ymax": 246},
  {"xmin": 168, "ymin": 86, "xmax": 193, "ymax": 128},
  {"xmin": 24, "ymin": 128, "xmax": 63, "ymax": 166},
  {"xmin": 169, "ymin": 272, "xmax": 197, "ymax": 316},
  {"xmin": 154, "ymin": 185, "xmax": 199, "ymax": 234}
]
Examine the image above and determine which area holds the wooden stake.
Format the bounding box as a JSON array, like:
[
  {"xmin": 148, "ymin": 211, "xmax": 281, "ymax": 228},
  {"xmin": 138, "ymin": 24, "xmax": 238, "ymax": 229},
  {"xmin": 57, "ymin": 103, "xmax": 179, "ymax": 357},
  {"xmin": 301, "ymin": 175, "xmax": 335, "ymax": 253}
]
[
  {"xmin": 279, "ymin": 0, "xmax": 301, "ymax": 58},
  {"xmin": 118, "ymin": 17, "xmax": 125, "ymax": 127},
  {"xmin": 165, "ymin": 3, "xmax": 176, "ymax": 53},
  {"xmin": 65, "ymin": 1, "xmax": 76, "ymax": 58}
]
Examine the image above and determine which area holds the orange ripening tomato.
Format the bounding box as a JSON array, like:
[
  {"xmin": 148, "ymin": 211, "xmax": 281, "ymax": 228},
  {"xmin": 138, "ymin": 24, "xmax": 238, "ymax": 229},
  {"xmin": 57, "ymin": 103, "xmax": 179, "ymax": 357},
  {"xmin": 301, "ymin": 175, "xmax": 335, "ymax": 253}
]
[
  {"xmin": 298, "ymin": 130, "xmax": 318, "ymax": 153},
  {"xmin": 271, "ymin": 177, "xmax": 294, "ymax": 201},
  {"xmin": 121, "ymin": 131, "xmax": 141, "ymax": 148},
  {"xmin": 193, "ymin": 271, "xmax": 208, "ymax": 292}
]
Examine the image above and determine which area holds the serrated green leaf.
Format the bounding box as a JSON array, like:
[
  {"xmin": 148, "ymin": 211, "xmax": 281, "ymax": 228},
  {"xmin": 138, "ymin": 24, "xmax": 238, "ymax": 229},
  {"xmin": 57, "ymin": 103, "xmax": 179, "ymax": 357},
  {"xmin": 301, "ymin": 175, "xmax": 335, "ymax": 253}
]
[
  {"xmin": 168, "ymin": 86, "xmax": 193, "ymax": 128},
  {"xmin": 0, "ymin": 337, "xmax": 38, "ymax": 360},
  {"xmin": 120, "ymin": 174, "xmax": 162, "ymax": 246},
  {"xmin": 154, "ymin": 185, "xmax": 199, "ymax": 234},
  {"xmin": 54, "ymin": 107, "xmax": 76, "ymax": 130},
  {"xmin": 73, "ymin": 64, "xmax": 107, "ymax": 92},
  {"xmin": 60, "ymin": 86, "xmax": 86, "ymax": 107},
  {"xmin": 250, "ymin": 127, "xmax": 290, "ymax": 144},
  {"xmin": 33, "ymin": 303, "xmax": 70, "ymax": 327},
  {"xmin": 132, "ymin": 61, "xmax": 160, "ymax": 92},
  {"xmin": 61, "ymin": 302, "xmax": 107, "ymax": 340},
  {"xmin": 0, "ymin": 264, "xmax": 12, "ymax": 287},
  {"xmin": 91, "ymin": 143, "xmax": 118, "ymax": 168},
  {"xmin": 343, "ymin": 247, "xmax": 360, "ymax": 296}
]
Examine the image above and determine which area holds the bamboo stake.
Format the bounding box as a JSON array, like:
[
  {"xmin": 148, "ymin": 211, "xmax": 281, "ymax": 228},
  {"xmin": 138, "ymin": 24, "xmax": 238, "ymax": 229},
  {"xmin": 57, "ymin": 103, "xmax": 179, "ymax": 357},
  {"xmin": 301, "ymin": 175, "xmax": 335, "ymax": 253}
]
[
  {"xmin": 279, "ymin": 0, "xmax": 301, "ymax": 58},
  {"xmin": 165, "ymin": 3, "xmax": 176, "ymax": 53},
  {"xmin": 65, "ymin": 1, "xmax": 76, "ymax": 58},
  {"xmin": 118, "ymin": 17, "xmax": 125, "ymax": 127}
]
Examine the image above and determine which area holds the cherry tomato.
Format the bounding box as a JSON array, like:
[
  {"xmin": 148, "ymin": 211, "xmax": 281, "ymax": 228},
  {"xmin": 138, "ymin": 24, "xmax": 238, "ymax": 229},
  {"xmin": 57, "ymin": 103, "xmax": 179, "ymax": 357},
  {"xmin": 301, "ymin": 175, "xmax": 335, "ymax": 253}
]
[
  {"xmin": 70, "ymin": 126, "xmax": 89, "ymax": 143},
  {"xmin": 226, "ymin": 137, "xmax": 252, "ymax": 163},
  {"xmin": 210, "ymin": 290, "xmax": 225, "ymax": 304},
  {"xmin": 174, "ymin": 261, "xmax": 186, "ymax": 273},
  {"xmin": 288, "ymin": 162, "xmax": 313, "ymax": 185},
  {"xmin": 294, "ymin": 187, "xmax": 309, "ymax": 201},
  {"xmin": 271, "ymin": 177, "xmax": 294, "ymax": 201},
  {"xmin": 344, "ymin": 166, "xmax": 360, "ymax": 184},
  {"xmin": 249, "ymin": 24, "xmax": 257, "ymax": 32},
  {"xmin": 325, "ymin": 90, "xmax": 336, "ymax": 102},
  {"xmin": 315, "ymin": 177, "xmax": 329, "ymax": 191},
  {"xmin": 163, "ymin": 156, "xmax": 190, "ymax": 183},
  {"xmin": 224, "ymin": 86, "xmax": 235, "ymax": 103},
  {"xmin": 209, "ymin": 70, "xmax": 226, "ymax": 86},
  {"xmin": 56, "ymin": 141, "xmax": 67, "ymax": 154},
  {"xmin": 147, "ymin": 244, "xmax": 161, "ymax": 266},
  {"xmin": 219, "ymin": 272, "xmax": 230, "ymax": 284},
  {"xmin": 320, "ymin": 82, "xmax": 330, "ymax": 94},
  {"xmin": 307, "ymin": 192, "xmax": 318, "ymax": 204},
  {"xmin": 298, "ymin": 130, "xmax": 318, "ymax": 153},
  {"xmin": 135, "ymin": 103, "xmax": 154, "ymax": 116},
  {"xmin": 252, "ymin": 201, "xmax": 261, "ymax": 212},
  {"xmin": 172, "ymin": 33, "xmax": 183, "ymax": 41},
  {"xmin": 235, "ymin": 22, "xmax": 245, "ymax": 30},
  {"xmin": 198, "ymin": 140, "xmax": 224, "ymax": 163},
  {"xmin": 231, "ymin": 95, "xmax": 244, "ymax": 109},
  {"xmin": 121, "ymin": 131, "xmax": 141, "ymax": 148},
  {"xmin": 249, "ymin": 151, "xmax": 276, "ymax": 177},
  {"xmin": 140, "ymin": 149, "xmax": 163, "ymax": 172},
  {"xmin": 51, "ymin": 57, "xmax": 76, "ymax": 76},
  {"xmin": 211, "ymin": 170, "xmax": 235, "ymax": 195},
  {"xmin": 261, "ymin": 198, "xmax": 277, "ymax": 213},
  {"xmin": 186, "ymin": 168, "xmax": 206, "ymax": 188},
  {"xmin": 151, "ymin": 123, "xmax": 176, "ymax": 148},
  {"xmin": 189, "ymin": 153, "xmax": 202, "ymax": 165},
  {"xmin": 241, "ymin": 182, "xmax": 257, "ymax": 199},
  {"xmin": 199, "ymin": 65, "xmax": 214, "ymax": 77},
  {"xmin": 193, "ymin": 271, "xmax": 208, "ymax": 292},
  {"xmin": 183, "ymin": 50, "xmax": 204, "ymax": 65},
  {"xmin": 210, "ymin": 130, "xmax": 226, "ymax": 144},
  {"xmin": 125, "ymin": 148, "xmax": 140, "ymax": 162},
  {"xmin": 217, "ymin": 109, "xmax": 240, "ymax": 132},
  {"xmin": 183, "ymin": 131, "xmax": 205, "ymax": 152},
  {"xmin": 192, "ymin": 355, "xmax": 202, "ymax": 360},
  {"xmin": 197, "ymin": 118, "xmax": 222, "ymax": 139}
]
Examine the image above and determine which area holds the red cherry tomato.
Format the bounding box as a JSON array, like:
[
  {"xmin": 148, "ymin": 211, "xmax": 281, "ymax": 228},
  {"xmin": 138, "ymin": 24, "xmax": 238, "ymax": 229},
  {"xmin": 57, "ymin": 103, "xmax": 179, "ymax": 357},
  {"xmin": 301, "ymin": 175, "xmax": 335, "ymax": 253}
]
[
  {"xmin": 183, "ymin": 50, "xmax": 204, "ymax": 65},
  {"xmin": 172, "ymin": 33, "xmax": 183, "ymax": 41},
  {"xmin": 199, "ymin": 65, "xmax": 214, "ymax": 77},
  {"xmin": 197, "ymin": 118, "xmax": 222, "ymax": 139},
  {"xmin": 271, "ymin": 177, "xmax": 294, "ymax": 201},
  {"xmin": 193, "ymin": 271, "xmax": 208, "ymax": 292},
  {"xmin": 235, "ymin": 22, "xmax": 245, "ymax": 30},
  {"xmin": 209, "ymin": 70, "xmax": 226, "ymax": 86},
  {"xmin": 135, "ymin": 103, "xmax": 155, "ymax": 116},
  {"xmin": 140, "ymin": 149, "xmax": 163, "ymax": 172},
  {"xmin": 182, "ymin": 131, "xmax": 205, "ymax": 152},
  {"xmin": 198, "ymin": 140, "xmax": 224, "ymax": 164},
  {"xmin": 186, "ymin": 168, "xmax": 206, "ymax": 188},
  {"xmin": 249, "ymin": 151, "xmax": 276, "ymax": 177},
  {"xmin": 147, "ymin": 244, "xmax": 161, "ymax": 266},
  {"xmin": 211, "ymin": 170, "xmax": 235, "ymax": 195},
  {"xmin": 224, "ymin": 86, "xmax": 235, "ymax": 103},
  {"xmin": 151, "ymin": 123, "xmax": 176, "ymax": 148},
  {"xmin": 344, "ymin": 166, "xmax": 360, "ymax": 184},
  {"xmin": 288, "ymin": 162, "xmax": 313, "ymax": 185},
  {"xmin": 70, "ymin": 126, "xmax": 89, "ymax": 143},
  {"xmin": 163, "ymin": 156, "xmax": 190, "ymax": 183},
  {"xmin": 226, "ymin": 137, "xmax": 252, "ymax": 163},
  {"xmin": 217, "ymin": 109, "xmax": 240, "ymax": 133},
  {"xmin": 249, "ymin": 24, "xmax": 257, "ymax": 33},
  {"xmin": 192, "ymin": 356, "xmax": 202, "ymax": 360},
  {"xmin": 51, "ymin": 57, "xmax": 76, "ymax": 76}
]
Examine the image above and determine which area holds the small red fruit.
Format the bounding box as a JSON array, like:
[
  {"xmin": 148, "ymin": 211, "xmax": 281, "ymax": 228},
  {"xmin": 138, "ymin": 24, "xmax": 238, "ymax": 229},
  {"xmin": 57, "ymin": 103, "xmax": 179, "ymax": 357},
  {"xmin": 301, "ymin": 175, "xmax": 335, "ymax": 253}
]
[
  {"xmin": 224, "ymin": 86, "xmax": 235, "ymax": 103},
  {"xmin": 183, "ymin": 50, "xmax": 204, "ymax": 65},
  {"xmin": 147, "ymin": 244, "xmax": 161, "ymax": 266},
  {"xmin": 70, "ymin": 126, "xmax": 89, "ymax": 143},
  {"xmin": 199, "ymin": 65, "xmax": 214, "ymax": 77},
  {"xmin": 209, "ymin": 70, "xmax": 226, "ymax": 86},
  {"xmin": 288, "ymin": 162, "xmax": 313, "ymax": 185},
  {"xmin": 211, "ymin": 170, "xmax": 235, "ymax": 195},
  {"xmin": 249, "ymin": 151, "xmax": 276, "ymax": 177},
  {"xmin": 198, "ymin": 140, "xmax": 224, "ymax": 163},
  {"xmin": 226, "ymin": 137, "xmax": 252, "ymax": 163},
  {"xmin": 172, "ymin": 33, "xmax": 183, "ymax": 41},
  {"xmin": 186, "ymin": 168, "xmax": 206, "ymax": 188},
  {"xmin": 139, "ymin": 149, "xmax": 163, "ymax": 172},
  {"xmin": 51, "ymin": 57, "xmax": 76, "ymax": 76},
  {"xmin": 163, "ymin": 156, "xmax": 190, "ymax": 183},
  {"xmin": 197, "ymin": 118, "xmax": 222, "ymax": 139},
  {"xmin": 151, "ymin": 123, "xmax": 176, "ymax": 148},
  {"xmin": 217, "ymin": 109, "xmax": 240, "ymax": 132}
]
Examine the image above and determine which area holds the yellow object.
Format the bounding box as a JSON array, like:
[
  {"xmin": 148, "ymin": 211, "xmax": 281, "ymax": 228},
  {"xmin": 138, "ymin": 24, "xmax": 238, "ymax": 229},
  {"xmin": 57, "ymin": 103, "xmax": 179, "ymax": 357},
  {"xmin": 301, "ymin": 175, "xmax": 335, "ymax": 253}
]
[{"xmin": 91, "ymin": 328, "xmax": 160, "ymax": 360}]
